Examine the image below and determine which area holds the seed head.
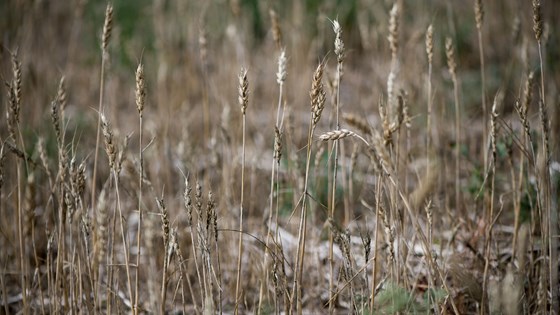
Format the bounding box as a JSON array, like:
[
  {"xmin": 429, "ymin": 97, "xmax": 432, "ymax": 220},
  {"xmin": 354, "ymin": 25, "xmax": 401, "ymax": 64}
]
[
  {"xmin": 102, "ymin": 3, "xmax": 114, "ymax": 53},
  {"xmin": 332, "ymin": 19, "xmax": 345, "ymax": 63},
  {"xmin": 532, "ymin": 0, "xmax": 542, "ymax": 42},
  {"xmin": 238, "ymin": 68, "xmax": 249, "ymax": 115},
  {"xmin": 276, "ymin": 49, "xmax": 287, "ymax": 85},
  {"xmin": 135, "ymin": 63, "xmax": 146, "ymax": 117},
  {"xmin": 426, "ymin": 25, "xmax": 433, "ymax": 64},
  {"xmin": 445, "ymin": 37, "xmax": 457, "ymax": 80}
]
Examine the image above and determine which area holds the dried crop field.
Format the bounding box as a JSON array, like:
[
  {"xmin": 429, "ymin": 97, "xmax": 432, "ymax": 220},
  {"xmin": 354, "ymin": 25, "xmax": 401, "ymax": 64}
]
[{"xmin": 0, "ymin": 0, "xmax": 559, "ymax": 314}]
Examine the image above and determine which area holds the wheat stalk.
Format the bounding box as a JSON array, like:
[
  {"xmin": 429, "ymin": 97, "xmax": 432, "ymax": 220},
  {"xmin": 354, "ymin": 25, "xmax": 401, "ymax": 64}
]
[
  {"xmin": 8, "ymin": 50, "xmax": 30, "ymax": 313},
  {"xmin": 260, "ymin": 46, "xmax": 289, "ymax": 312},
  {"xmin": 156, "ymin": 197, "xmax": 170, "ymax": 314},
  {"xmin": 474, "ymin": 0, "xmax": 488, "ymax": 175},
  {"xmin": 199, "ymin": 24, "xmax": 211, "ymax": 141},
  {"xmin": 181, "ymin": 173, "xmax": 204, "ymax": 312},
  {"xmin": 482, "ymin": 92, "xmax": 501, "ymax": 312},
  {"xmin": 293, "ymin": 60, "xmax": 326, "ymax": 314},
  {"xmin": 92, "ymin": 2, "xmax": 114, "ymax": 231},
  {"xmin": 513, "ymin": 73, "xmax": 535, "ymax": 262},
  {"xmin": 426, "ymin": 24, "xmax": 434, "ymax": 192},
  {"xmin": 235, "ymin": 67, "xmax": 248, "ymax": 315},
  {"xmin": 133, "ymin": 61, "xmax": 145, "ymax": 315},
  {"xmin": 446, "ymin": 37, "xmax": 462, "ymax": 217},
  {"xmin": 327, "ymin": 18, "xmax": 345, "ymax": 313},
  {"xmin": 532, "ymin": 2, "xmax": 557, "ymax": 310}
]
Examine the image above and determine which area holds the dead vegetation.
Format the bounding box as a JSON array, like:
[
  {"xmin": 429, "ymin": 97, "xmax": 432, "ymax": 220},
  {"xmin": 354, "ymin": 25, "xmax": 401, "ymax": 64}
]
[{"xmin": 0, "ymin": 0, "xmax": 559, "ymax": 314}]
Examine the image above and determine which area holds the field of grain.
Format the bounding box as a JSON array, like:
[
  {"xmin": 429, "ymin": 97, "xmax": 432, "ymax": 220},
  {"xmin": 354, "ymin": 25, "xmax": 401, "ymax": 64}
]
[{"xmin": 1, "ymin": 0, "xmax": 559, "ymax": 314}]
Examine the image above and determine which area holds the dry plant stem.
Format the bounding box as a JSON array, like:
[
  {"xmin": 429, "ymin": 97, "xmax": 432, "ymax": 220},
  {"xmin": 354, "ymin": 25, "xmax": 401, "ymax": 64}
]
[
  {"xmin": 10, "ymin": 52, "xmax": 29, "ymax": 313},
  {"xmin": 157, "ymin": 198, "xmax": 172, "ymax": 314},
  {"xmin": 329, "ymin": 19, "xmax": 344, "ymax": 314},
  {"xmin": 113, "ymin": 170, "xmax": 134, "ymax": 309},
  {"xmin": 331, "ymin": 134, "xmax": 460, "ymax": 313},
  {"xmin": 199, "ymin": 29, "xmax": 210, "ymax": 141},
  {"xmin": 1, "ymin": 265, "xmax": 10, "ymax": 314},
  {"xmin": 190, "ymin": 225, "xmax": 204, "ymax": 310},
  {"xmin": 92, "ymin": 3, "xmax": 113, "ymax": 224},
  {"xmin": 14, "ymin": 144, "xmax": 28, "ymax": 314},
  {"xmin": 512, "ymin": 150, "xmax": 523, "ymax": 259},
  {"xmin": 481, "ymin": 99, "xmax": 497, "ymax": 315},
  {"xmin": 425, "ymin": 201, "xmax": 435, "ymax": 312},
  {"xmin": 161, "ymin": 253, "xmax": 169, "ymax": 315},
  {"xmin": 475, "ymin": 0, "xmax": 488, "ymax": 172},
  {"xmin": 134, "ymin": 110, "xmax": 143, "ymax": 315},
  {"xmin": 446, "ymin": 38, "xmax": 461, "ymax": 216},
  {"xmin": 532, "ymin": 0, "xmax": 554, "ymax": 303},
  {"xmin": 259, "ymin": 131, "xmax": 277, "ymax": 312},
  {"xmin": 537, "ymin": 38, "xmax": 557, "ymax": 312},
  {"xmin": 370, "ymin": 176, "xmax": 382, "ymax": 311},
  {"xmin": 235, "ymin": 68, "xmax": 248, "ymax": 315},
  {"xmin": 181, "ymin": 177, "xmax": 204, "ymax": 311},
  {"xmin": 293, "ymin": 60, "xmax": 325, "ymax": 314},
  {"xmin": 55, "ymin": 180, "xmax": 69, "ymax": 313},
  {"xmin": 133, "ymin": 61, "xmax": 146, "ymax": 315},
  {"xmin": 15, "ymin": 159, "xmax": 27, "ymax": 314},
  {"xmin": 102, "ymin": 112, "xmax": 133, "ymax": 311},
  {"xmin": 49, "ymin": 98, "xmax": 68, "ymax": 311},
  {"xmin": 453, "ymin": 81, "xmax": 461, "ymax": 217},
  {"xmin": 426, "ymin": 25, "xmax": 433, "ymax": 179},
  {"xmin": 16, "ymin": 130, "xmax": 30, "ymax": 314},
  {"xmin": 260, "ymin": 50, "xmax": 286, "ymax": 314},
  {"xmin": 386, "ymin": 170, "xmax": 460, "ymax": 314},
  {"xmin": 328, "ymin": 138, "xmax": 339, "ymax": 314},
  {"xmin": 32, "ymin": 197, "xmax": 46, "ymax": 315},
  {"xmin": 294, "ymin": 122, "xmax": 314, "ymax": 315}
]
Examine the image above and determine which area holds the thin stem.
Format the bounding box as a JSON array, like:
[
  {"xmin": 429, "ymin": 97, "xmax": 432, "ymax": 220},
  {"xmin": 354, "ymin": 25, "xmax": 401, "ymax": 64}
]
[
  {"xmin": 453, "ymin": 77, "xmax": 461, "ymax": 216},
  {"xmin": 481, "ymin": 155, "xmax": 496, "ymax": 314},
  {"xmin": 427, "ymin": 62, "xmax": 432, "ymax": 180},
  {"xmin": 370, "ymin": 176, "xmax": 382, "ymax": 312},
  {"xmin": 16, "ymin": 162, "xmax": 27, "ymax": 315},
  {"xmin": 113, "ymin": 171, "xmax": 134, "ymax": 310},
  {"xmin": 329, "ymin": 60, "xmax": 343, "ymax": 313},
  {"xmin": 477, "ymin": 28, "xmax": 488, "ymax": 173},
  {"xmin": 260, "ymin": 70, "xmax": 285, "ymax": 313},
  {"xmin": 92, "ymin": 54, "xmax": 106, "ymax": 221},
  {"xmin": 537, "ymin": 41, "xmax": 557, "ymax": 314},
  {"xmin": 134, "ymin": 114, "xmax": 143, "ymax": 315},
  {"xmin": 234, "ymin": 113, "xmax": 246, "ymax": 315},
  {"xmin": 294, "ymin": 122, "xmax": 314, "ymax": 315}
]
